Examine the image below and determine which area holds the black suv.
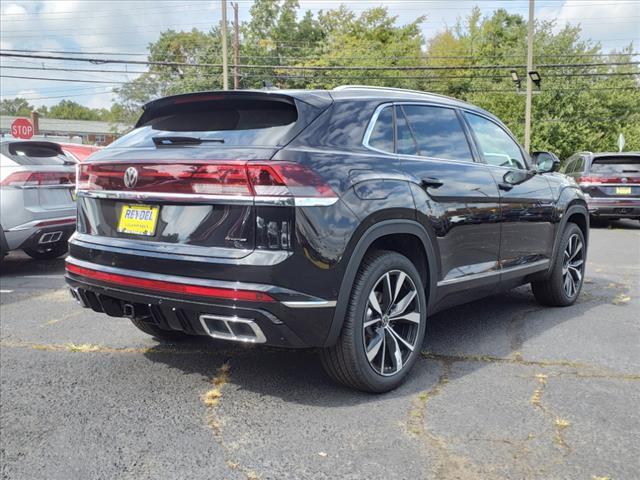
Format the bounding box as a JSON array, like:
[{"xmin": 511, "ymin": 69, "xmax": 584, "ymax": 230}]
[
  {"xmin": 66, "ymin": 87, "xmax": 588, "ymax": 392},
  {"xmin": 561, "ymin": 151, "xmax": 640, "ymax": 222}
]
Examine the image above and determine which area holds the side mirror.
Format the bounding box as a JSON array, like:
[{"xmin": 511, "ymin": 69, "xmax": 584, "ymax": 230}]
[
  {"xmin": 503, "ymin": 169, "xmax": 534, "ymax": 185},
  {"xmin": 532, "ymin": 151, "xmax": 560, "ymax": 173}
]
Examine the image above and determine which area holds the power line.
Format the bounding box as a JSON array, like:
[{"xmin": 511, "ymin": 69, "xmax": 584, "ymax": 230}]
[
  {"xmin": 2, "ymin": 73, "xmax": 637, "ymax": 94},
  {"xmin": 2, "ymin": 48, "xmax": 638, "ymax": 61},
  {"xmin": 0, "ymin": 75, "xmax": 128, "ymax": 84},
  {"xmin": 2, "ymin": 52, "xmax": 638, "ymax": 71},
  {"xmin": 3, "ymin": 65, "xmax": 637, "ymax": 82}
]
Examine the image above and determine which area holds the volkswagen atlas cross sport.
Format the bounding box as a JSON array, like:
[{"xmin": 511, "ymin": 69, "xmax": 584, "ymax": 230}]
[
  {"xmin": 65, "ymin": 87, "xmax": 589, "ymax": 392},
  {"xmin": 1, "ymin": 140, "xmax": 76, "ymax": 261},
  {"xmin": 561, "ymin": 151, "xmax": 640, "ymax": 222}
]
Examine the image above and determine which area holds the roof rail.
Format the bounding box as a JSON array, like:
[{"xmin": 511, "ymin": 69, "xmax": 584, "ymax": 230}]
[{"xmin": 333, "ymin": 85, "xmax": 464, "ymax": 103}]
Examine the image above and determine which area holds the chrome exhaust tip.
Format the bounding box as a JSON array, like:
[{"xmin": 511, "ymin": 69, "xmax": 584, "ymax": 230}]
[
  {"xmin": 39, "ymin": 231, "xmax": 63, "ymax": 244},
  {"xmin": 199, "ymin": 314, "xmax": 266, "ymax": 344},
  {"xmin": 69, "ymin": 287, "xmax": 88, "ymax": 308}
]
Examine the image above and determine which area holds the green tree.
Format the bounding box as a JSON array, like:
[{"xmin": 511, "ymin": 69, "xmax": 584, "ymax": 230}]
[
  {"xmin": 0, "ymin": 98, "xmax": 33, "ymax": 116},
  {"xmin": 112, "ymin": 4, "xmax": 639, "ymax": 157}
]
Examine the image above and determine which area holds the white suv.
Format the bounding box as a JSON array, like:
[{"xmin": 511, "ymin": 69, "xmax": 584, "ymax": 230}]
[{"xmin": 0, "ymin": 140, "xmax": 76, "ymax": 260}]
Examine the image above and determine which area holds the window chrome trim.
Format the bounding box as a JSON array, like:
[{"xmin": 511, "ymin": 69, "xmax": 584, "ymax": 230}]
[
  {"xmin": 362, "ymin": 103, "xmax": 395, "ymax": 155},
  {"xmin": 362, "ymin": 102, "xmax": 479, "ymax": 164},
  {"xmin": 78, "ymin": 190, "xmax": 338, "ymax": 207}
]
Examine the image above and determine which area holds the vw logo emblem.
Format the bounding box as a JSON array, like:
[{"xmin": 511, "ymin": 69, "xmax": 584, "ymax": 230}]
[
  {"xmin": 621, "ymin": 177, "xmax": 628, "ymax": 184},
  {"xmin": 123, "ymin": 167, "xmax": 138, "ymax": 189}
]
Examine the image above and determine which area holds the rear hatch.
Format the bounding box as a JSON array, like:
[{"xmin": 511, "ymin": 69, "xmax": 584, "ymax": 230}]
[
  {"xmin": 0, "ymin": 141, "xmax": 76, "ymax": 210},
  {"xmin": 579, "ymin": 154, "xmax": 640, "ymax": 198},
  {"xmin": 76, "ymin": 91, "xmax": 333, "ymax": 259}
]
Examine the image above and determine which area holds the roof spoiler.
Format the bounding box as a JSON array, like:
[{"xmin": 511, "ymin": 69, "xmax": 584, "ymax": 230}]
[{"xmin": 135, "ymin": 90, "xmax": 332, "ymax": 129}]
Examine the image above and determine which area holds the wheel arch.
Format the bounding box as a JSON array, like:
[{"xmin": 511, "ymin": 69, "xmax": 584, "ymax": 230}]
[
  {"xmin": 323, "ymin": 219, "xmax": 438, "ymax": 347},
  {"xmin": 545, "ymin": 201, "xmax": 589, "ymax": 277}
]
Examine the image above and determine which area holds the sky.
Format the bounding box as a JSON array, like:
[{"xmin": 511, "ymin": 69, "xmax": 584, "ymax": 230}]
[{"xmin": 1, "ymin": 0, "xmax": 639, "ymax": 111}]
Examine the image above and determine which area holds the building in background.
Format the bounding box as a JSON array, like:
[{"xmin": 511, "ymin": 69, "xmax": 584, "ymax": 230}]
[{"xmin": 0, "ymin": 112, "xmax": 130, "ymax": 145}]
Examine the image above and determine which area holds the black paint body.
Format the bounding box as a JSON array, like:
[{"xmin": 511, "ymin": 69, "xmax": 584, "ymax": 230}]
[{"xmin": 67, "ymin": 88, "xmax": 588, "ymax": 347}]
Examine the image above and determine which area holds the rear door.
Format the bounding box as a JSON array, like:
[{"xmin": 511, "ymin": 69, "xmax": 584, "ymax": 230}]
[
  {"xmin": 75, "ymin": 92, "xmax": 331, "ymax": 260},
  {"xmin": 462, "ymin": 111, "xmax": 555, "ymax": 272},
  {"xmin": 0, "ymin": 141, "xmax": 76, "ymax": 212},
  {"xmin": 582, "ymin": 154, "xmax": 640, "ymax": 198},
  {"xmin": 393, "ymin": 103, "xmax": 502, "ymax": 297}
]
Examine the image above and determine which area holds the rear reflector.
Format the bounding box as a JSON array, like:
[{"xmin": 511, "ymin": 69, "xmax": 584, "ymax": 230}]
[
  {"xmin": 66, "ymin": 263, "xmax": 275, "ymax": 303},
  {"xmin": 35, "ymin": 217, "xmax": 76, "ymax": 227},
  {"xmin": 77, "ymin": 162, "xmax": 336, "ymax": 199},
  {"xmin": 1, "ymin": 171, "xmax": 75, "ymax": 187}
]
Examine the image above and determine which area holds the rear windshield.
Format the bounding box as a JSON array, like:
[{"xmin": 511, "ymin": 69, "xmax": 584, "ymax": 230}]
[
  {"xmin": 110, "ymin": 98, "xmax": 299, "ymax": 149},
  {"xmin": 1, "ymin": 142, "xmax": 72, "ymax": 166},
  {"xmin": 591, "ymin": 156, "xmax": 640, "ymax": 174}
]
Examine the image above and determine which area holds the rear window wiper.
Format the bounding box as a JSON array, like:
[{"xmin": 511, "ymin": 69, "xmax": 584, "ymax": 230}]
[{"xmin": 152, "ymin": 136, "xmax": 225, "ymax": 146}]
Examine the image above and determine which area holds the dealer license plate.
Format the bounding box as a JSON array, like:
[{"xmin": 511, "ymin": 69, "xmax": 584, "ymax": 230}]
[{"xmin": 117, "ymin": 204, "xmax": 159, "ymax": 236}]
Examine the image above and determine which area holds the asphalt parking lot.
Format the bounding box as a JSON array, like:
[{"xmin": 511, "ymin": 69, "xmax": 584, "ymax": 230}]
[{"xmin": 1, "ymin": 220, "xmax": 638, "ymax": 480}]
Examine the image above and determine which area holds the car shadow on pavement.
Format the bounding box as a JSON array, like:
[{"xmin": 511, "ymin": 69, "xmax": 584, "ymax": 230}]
[
  {"xmin": 142, "ymin": 273, "xmax": 622, "ymax": 405},
  {"xmin": 0, "ymin": 251, "xmax": 67, "ymax": 277},
  {"xmin": 590, "ymin": 218, "xmax": 639, "ymax": 230}
]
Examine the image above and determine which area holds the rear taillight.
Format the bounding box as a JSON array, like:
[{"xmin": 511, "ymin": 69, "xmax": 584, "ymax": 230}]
[
  {"xmin": 77, "ymin": 162, "xmax": 336, "ymax": 199},
  {"xmin": 1, "ymin": 171, "xmax": 75, "ymax": 187},
  {"xmin": 247, "ymin": 163, "xmax": 336, "ymax": 198}
]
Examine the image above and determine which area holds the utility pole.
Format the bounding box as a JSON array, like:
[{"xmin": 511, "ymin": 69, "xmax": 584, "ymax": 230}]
[
  {"xmin": 221, "ymin": 0, "xmax": 229, "ymax": 90},
  {"xmin": 524, "ymin": 0, "xmax": 534, "ymax": 152},
  {"xmin": 232, "ymin": 2, "xmax": 239, "ymax": 90}
]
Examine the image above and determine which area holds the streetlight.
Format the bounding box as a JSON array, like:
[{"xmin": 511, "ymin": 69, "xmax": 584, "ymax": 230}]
[
  {"xmin": 528, "ymin": 70, "xmax": 541, "ymax": 89},
  {"xmin": 510, "ymin": 70, "xmax": 521, "ymax": 90}
]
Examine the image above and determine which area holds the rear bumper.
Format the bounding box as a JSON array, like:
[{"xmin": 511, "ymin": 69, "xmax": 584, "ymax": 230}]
[
  {"xmin": 64, "ymin": 256, "xmax": 336, "ymax": 348},
  {"xmin": 4, "ymin": 220, "xmax": 75, "ymax": 251},
  {"xmin": 586, "ymin": 197, "xmax": 640, "ymax": 218}
]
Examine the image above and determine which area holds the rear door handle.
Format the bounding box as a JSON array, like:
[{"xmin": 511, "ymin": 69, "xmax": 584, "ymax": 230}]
[
  {"xmin": 421, "ymin": 177, "xmax": 444, "ymax": 189},
  {"xmin": 498, "ymin": 182, "xmax": 513, "ymax": 191}
]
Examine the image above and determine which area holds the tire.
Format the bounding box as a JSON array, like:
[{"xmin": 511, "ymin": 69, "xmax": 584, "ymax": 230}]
[
  {"xmin": 321, "ymin": 250, "xmax": 427, "ymax": 393},
  {"xmin": 129, "ymin": 317, "xmax": 190, "ymax": 341},
  {"xmin": 23, "ymin": 242, "xmax": 68, "ymax": 260},
  {"xmin": 532, "ymin": 222, "xmax": 586, "ymax": 307}
]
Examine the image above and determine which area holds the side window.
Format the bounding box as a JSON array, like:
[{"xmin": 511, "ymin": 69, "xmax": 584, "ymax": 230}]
[
  {"xmin": 464, "ymin": 112, "xmax": 526, "ymax": 169},
  {"xmin": 395, "ymin": 106, "xmax": 418, "ymax": 156},
  {"xmin": 402, "ymin": 105, "xmax": 472, "ymax": 161},
  {"xmin": 574, "ymin": 156, "xmax": 585, "ymax": 173},
  {"xmin": 367, "ymin": 106, "xmax": 394, "ymax": 153},
  {"xmin": 562, "ymin": 157, "xmax": 576, "ymax": 173}
]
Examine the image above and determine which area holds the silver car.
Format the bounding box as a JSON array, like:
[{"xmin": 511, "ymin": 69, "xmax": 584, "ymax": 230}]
[{"xmin": 0, "ymin": 140, "xmax": 76, "ymax": 260}]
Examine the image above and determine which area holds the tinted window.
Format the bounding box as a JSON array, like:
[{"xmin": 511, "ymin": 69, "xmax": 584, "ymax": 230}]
[
  {"xmin": 367, "ymin": 106, "xmax": 394, "ymax": 153},
  {"xmin": 110, "ymin": 98, "xmax": 299, "ymax": 148},
  {"xmin": 464, "ymin": 113, "xmax": 526, "ymax": 169},
  {"xmin": 563, "ymin": 159, "xmax": 576, "ymax": 173},
  {"xmin": 402, "ymin": 105, "xmax": 471, "ymax": 161},
  {"xmin": 1, "ymin": 141, "xmax": 71, "ymax": 166},
  {"xmin": 395, "ymin": 107, "xmax": 418, "ymax": 155},
  {"xmin": 590, "ymin": 156, "xmax": 640, "ymax": 174},
  {"xmin": 574, "ymin": 156, "xmax": 585, "ymax": 173}
]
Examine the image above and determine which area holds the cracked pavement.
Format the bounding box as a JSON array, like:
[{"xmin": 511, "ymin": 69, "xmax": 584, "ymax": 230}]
[{"xmin": 1, "ymin": 220, "xmax": 639, "ymax": 479}]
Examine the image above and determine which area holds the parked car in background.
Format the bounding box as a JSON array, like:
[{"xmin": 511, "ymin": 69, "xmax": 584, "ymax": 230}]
[
  {"xmin": 562, "ymin": 152, "xmax": 640, "ymax": 222},
  {"xmin": 0, "ymin": 140, "xmax": 76, "ymax": 260},
  {"xmin": 65, "ymin": 87, "xmax": 589, "ymax": 392},
  {"xmin": 59, "ymin": 142, "xmax": 103, "ymax": 162}
]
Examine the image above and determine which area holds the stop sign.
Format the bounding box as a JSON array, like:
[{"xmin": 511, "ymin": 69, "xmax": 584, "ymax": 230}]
[{"xmin": 11, "ymin": 118, "xmax": 34, "ymax": 139}]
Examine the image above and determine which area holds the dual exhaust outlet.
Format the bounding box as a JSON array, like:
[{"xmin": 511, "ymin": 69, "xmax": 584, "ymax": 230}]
[
  {"xmin": 68, "ymin": 287, "xmax": 266, "ymax": 344},
  {"xmin": 39, "ymin": 231, "xmax": 63, "ymax": 244}
]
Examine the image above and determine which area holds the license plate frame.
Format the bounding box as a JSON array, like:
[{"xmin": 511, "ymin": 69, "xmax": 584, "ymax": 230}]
[
  {"xmin": 117, "ymin": 204, "xmax": 159, "ymax": 236},
  {"xmin": 615, "ymin": 186, "xmax": 632, "ymax": 195}
]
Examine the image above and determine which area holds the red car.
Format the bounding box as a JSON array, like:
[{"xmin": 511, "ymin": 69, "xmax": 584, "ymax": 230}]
[{"xmin": 58, "ymin": 143, "xmax": 102, "ymax": 162}]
